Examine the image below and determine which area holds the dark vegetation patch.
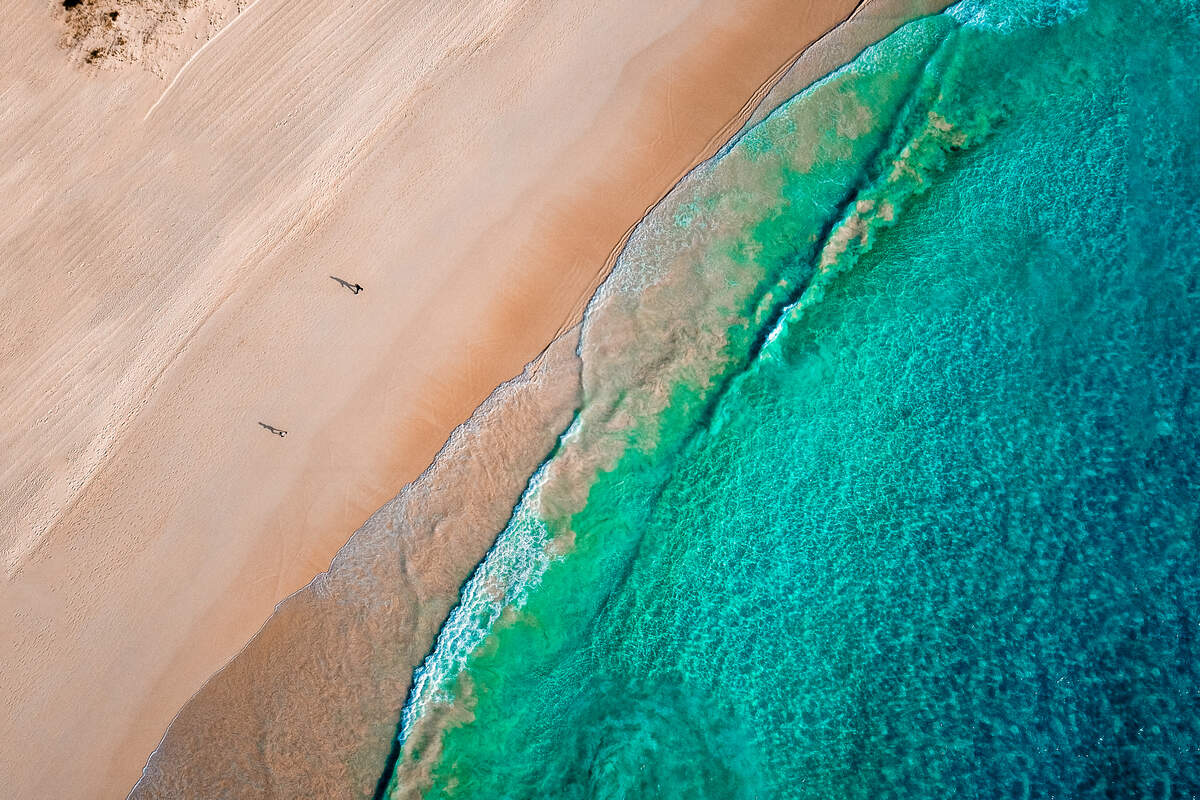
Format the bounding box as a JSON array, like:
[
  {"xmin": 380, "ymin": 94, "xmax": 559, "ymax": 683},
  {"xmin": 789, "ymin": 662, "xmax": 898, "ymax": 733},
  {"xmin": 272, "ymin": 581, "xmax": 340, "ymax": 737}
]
[{"xmin": 56, "ymin": 0, "xmax": 244, "ymax": 72}]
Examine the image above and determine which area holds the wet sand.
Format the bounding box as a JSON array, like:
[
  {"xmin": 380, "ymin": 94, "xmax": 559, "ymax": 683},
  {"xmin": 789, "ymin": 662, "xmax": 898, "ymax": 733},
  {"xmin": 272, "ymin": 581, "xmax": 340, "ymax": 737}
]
[{"xmin": 0, "ymin": 0, "xmax": 947, "ymax": 796}]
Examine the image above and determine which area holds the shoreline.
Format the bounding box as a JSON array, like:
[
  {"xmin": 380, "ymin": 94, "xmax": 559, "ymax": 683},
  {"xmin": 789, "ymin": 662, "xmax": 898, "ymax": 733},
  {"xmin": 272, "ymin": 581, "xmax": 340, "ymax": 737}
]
[
  {"xmin": 126, "ymin": 1, "xmax": 953, "ymax": 797},
  {"xmin": 387, "ymin": 7, "xmax": 962, "ymax": 794},
  {"xmin": 132, "ymin": 326, "xmax": 588, "ymax": 798},
  {"xmin": 1, "ymin": 0, "xmax": 948, "ymax": 796}
]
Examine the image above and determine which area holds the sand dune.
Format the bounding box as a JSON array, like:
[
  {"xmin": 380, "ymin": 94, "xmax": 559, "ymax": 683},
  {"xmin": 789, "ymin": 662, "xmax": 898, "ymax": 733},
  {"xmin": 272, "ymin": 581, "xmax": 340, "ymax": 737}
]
[{"xmin": 0, "ymin": 0, "xmax": 945, "ymax": 796}]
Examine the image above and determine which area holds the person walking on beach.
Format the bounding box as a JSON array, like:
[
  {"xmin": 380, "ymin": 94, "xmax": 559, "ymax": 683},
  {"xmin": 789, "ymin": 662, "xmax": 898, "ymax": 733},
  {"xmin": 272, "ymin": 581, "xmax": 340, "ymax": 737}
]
[
  {"xmin": 259, "ymin": 422, "xmax": 287, "ymax": 437},
  {"xmin": 329, "ymin": 276, "xmax": 364, "ymax": 295}
]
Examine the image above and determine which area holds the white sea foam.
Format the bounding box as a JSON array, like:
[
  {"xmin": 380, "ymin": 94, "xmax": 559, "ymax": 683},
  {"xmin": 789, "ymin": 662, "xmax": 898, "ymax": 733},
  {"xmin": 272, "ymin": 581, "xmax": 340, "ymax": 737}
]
[
  {"xmin": 397, "ymin": 415, "xmax": 583, "ymax": 743},
  {"xmin": 947, "ymin": 0, "xmax": 1089, "ymax": 31}
]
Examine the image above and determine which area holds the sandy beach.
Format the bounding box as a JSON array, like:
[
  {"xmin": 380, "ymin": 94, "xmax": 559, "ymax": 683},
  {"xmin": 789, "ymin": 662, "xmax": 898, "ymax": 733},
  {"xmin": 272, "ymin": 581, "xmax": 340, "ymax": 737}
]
[{"xmin": 0, "ymin": 0, "xmax": 947, "ymax": 796}]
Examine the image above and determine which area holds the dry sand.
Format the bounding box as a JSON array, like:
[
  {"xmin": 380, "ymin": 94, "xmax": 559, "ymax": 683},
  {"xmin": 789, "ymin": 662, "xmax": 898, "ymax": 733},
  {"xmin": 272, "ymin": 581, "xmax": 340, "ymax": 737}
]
[{"xmin": 1, "ymin": 0, "xmax": 946, "ymax": 796}]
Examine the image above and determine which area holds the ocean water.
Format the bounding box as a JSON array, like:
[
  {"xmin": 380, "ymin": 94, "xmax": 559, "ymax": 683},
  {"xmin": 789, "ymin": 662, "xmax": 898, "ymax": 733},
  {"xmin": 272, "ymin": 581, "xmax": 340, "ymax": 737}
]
[{"xmin": 385, "ymin": 0, "xmax": 1200, "ymax": 797}]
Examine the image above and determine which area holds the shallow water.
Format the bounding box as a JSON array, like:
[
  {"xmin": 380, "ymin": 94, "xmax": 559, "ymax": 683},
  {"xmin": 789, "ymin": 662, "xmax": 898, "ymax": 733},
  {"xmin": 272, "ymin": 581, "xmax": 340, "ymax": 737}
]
[{"xmin": 387, "ymin": 1, "xmax": 1200, "ymax": 796}]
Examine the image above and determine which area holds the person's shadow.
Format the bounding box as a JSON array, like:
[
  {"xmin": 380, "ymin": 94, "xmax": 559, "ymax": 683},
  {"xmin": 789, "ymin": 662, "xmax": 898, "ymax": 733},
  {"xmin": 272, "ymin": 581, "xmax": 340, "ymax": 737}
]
[
  {"xmin": 330, "ymin": 276, "xmax": 364, "ymax": 294},
  {"xmin": 258, "ymin": 422, "xmax": 287, "ymax": 437}
]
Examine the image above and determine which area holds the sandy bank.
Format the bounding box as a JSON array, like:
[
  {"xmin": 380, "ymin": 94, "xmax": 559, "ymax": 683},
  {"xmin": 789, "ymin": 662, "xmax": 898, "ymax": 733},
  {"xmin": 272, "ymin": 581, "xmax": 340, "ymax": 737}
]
[{"xmin": 1, "ymin": 0, "xmax": 944, "ymax": 796}]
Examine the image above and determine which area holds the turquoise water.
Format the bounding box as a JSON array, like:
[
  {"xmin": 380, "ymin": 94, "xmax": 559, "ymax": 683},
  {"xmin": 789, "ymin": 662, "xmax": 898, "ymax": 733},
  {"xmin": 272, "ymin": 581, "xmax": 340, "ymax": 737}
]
[{"xmin": 386, "ymin": 1, "xmax": 1200, "ymax": 796}]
